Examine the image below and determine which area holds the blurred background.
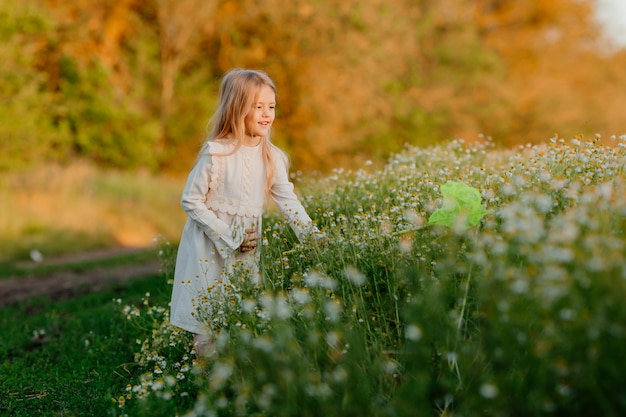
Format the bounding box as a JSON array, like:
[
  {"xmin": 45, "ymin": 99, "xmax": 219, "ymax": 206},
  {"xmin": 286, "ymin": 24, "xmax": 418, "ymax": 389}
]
[{"xmin": 1, "ymin": 0, "xmax": 625, "ymax": 260}]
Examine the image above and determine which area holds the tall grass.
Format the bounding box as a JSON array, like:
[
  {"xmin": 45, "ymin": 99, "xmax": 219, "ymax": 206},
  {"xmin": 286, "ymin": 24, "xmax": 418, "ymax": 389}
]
[
  {"xmin": 0, "ymin": 161, "xmax": 186, "ymax": 262},
  {"xmin": 116, "ymin": 136, "xmax": 626, "ymax": 416}
]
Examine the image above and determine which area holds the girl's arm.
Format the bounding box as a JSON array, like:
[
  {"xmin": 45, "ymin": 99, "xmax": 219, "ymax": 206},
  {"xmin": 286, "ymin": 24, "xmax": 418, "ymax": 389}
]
[
  {"xmin": 181, "ymin": 152, "xmax": 243, "ymax": 258},
  {"xmin": 269, "ymin": 153, "xmax": 321, "ymax": 241}
]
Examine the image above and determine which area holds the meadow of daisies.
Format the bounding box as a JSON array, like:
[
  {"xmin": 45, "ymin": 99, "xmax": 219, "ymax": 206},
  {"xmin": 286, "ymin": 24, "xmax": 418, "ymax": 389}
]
[{"xmin": 116, "ymin": 136, "xmax": 626, "ymax": 416}]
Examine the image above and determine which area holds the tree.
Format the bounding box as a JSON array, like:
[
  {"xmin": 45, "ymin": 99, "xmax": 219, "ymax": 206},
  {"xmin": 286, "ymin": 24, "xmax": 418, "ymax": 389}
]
[
  {"xmin": 0, "ymin": 1, "xmax": 69, "ymax": 170},
  {"xmin": 471, "ymin": 0, "xmax": 621, "ymax": 143},
  {"xmin": 3, "ymin": 0, "xmax": 625, "ymax": 173},
  {"xmin": 155, "ymin": 0, "xmax": 218, "ymax": 153}
]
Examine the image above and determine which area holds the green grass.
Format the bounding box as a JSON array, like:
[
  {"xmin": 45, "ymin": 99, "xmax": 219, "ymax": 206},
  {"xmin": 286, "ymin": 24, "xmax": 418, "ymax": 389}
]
[
  {"xmin": 0, "ymin": 229, "xmax": 116, "ymax": 266},
  {"xmin": 0, "ymin": 248, "xmax": 158, "ymax": 280},
  {"xmin": 0, "ymin": 274, "xmax": 170, "ymax": 417}
]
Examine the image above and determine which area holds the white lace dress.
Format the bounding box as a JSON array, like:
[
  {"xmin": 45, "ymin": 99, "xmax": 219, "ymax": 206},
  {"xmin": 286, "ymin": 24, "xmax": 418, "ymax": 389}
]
[{"xmin": 169, "ymin": 140, "xmax": 315, "ymax": 335}]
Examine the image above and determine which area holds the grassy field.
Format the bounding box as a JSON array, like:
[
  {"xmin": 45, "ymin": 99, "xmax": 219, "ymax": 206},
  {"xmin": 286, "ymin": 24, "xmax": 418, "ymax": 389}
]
[
  {"xmin": 0, "ymin": 160, "xmax": 186, "ymax": 263},
  {"xmin": 0, "ymin": 272, "xmax": 170, "ymax": 416},
  {"xmin": 2, "ymin": 136, "xmax": 626, "ymax": 416}
]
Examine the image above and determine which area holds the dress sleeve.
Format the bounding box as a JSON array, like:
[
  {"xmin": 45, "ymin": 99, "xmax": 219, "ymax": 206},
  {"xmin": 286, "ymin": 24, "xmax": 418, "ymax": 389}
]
[
  {"xmin": 269, "ymin": 151, "xmax": 320, "ymax": 241},
  {"xmin": 181, "ymin": 152, "xmax": 242, "ymax": 258}
]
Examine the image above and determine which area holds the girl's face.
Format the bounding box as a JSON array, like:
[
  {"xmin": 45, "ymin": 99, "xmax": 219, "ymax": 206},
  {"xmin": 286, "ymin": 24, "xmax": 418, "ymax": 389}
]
[{"xmin": 244, "ymin": 85, "xmax": 275, "ymax": 139}]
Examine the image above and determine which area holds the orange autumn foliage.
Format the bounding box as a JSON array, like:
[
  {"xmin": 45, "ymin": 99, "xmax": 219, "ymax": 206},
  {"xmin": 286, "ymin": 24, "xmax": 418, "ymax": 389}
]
[{"xmin": 2, "ymin": 0, "xmax": 625, "ymax": 172}]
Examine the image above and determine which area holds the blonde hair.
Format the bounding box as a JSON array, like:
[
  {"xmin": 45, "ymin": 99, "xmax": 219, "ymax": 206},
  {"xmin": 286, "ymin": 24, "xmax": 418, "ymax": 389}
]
[{"xmin": 203, "ymin": 68, "xmax": 282, "ymax": 192}]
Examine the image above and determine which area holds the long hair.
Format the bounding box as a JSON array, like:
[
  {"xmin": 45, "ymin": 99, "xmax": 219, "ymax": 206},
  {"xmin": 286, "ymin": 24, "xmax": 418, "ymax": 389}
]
[{"xmin": 204, "ymin": 68, "xmax": 281, "ymax": 193}]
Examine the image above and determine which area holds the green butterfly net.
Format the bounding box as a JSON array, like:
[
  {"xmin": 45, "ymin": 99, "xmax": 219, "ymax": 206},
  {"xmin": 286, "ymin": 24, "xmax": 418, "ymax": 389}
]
[{"xmin": 428, "ymin": 181, "xmax": 488, "ymax": 230}]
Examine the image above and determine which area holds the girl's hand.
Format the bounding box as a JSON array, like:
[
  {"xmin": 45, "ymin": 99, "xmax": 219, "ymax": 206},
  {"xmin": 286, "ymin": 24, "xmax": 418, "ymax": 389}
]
[{"xmin": 240, "ymin": 228, "xmax": 258, "ymax": 252}]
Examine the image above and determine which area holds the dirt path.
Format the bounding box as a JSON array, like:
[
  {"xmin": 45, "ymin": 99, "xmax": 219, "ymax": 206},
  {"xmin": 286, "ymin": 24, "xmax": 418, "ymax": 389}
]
[{"xmin": 0, "ymin": 248, "xmax": 162, "ymax": 307}]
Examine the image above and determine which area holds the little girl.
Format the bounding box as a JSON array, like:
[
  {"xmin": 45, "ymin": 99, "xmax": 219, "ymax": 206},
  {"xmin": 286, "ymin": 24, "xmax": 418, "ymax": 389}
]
[{"xmin": 169, "ymin": 68, "xmax": 319, "ymax": 354}]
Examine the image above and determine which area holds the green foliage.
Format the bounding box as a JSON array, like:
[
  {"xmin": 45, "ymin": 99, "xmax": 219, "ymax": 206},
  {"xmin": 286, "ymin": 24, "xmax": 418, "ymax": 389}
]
[
  {"xmin": 0, "ymin": 1, "xmax": 69, "ymax": 170},
  {"xmin": 54, "ymin": 57, "xmax": 161, "ymax": 169},
  {"xmin": 0, "ymin": 0, "xmax": 164, "ymax": 171}
]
